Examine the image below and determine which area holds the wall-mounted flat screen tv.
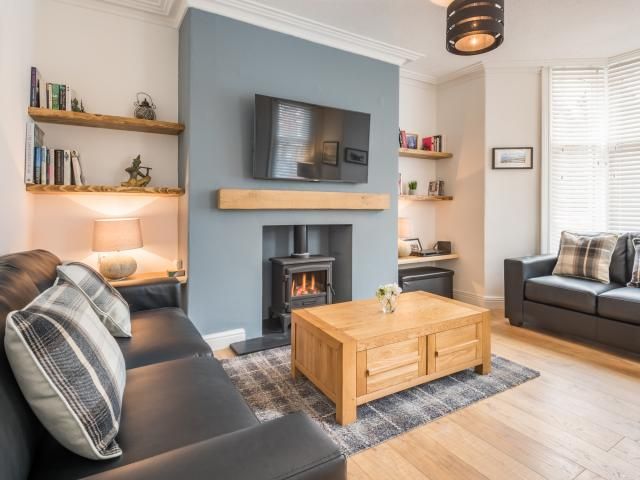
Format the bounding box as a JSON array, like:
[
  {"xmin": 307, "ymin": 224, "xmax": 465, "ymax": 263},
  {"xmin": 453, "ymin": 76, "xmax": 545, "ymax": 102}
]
[{"xmin": 253, "ymin": 94, "xmax": 370, "ymax": 183}]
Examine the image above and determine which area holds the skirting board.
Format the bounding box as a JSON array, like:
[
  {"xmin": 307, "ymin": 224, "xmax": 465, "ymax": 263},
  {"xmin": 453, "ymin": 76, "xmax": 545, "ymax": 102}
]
[
  {"xmin": 454, "ymin": 290, "xmax": 504, "ymax": 310},
  {"xmin": 203, "ymin": 328, "xmax": 246, "ymax": 351}
]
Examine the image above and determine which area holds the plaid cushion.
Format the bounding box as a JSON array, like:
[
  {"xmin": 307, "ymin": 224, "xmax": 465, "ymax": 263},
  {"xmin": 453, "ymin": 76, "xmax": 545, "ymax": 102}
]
[
  {"xmin": 628, "ymin": 238, "xmax": 640, "ymax": 287},
  {"xmin": 5, "ymin": 282, "xmax": 126, "ymax": 460},
  {"xmin": 553, "ymin": 231, "xmax": 620, "ymax": 284},
  {"xmin": 57, "ymin": 262, "xmax": 131, "ymax": 337}
]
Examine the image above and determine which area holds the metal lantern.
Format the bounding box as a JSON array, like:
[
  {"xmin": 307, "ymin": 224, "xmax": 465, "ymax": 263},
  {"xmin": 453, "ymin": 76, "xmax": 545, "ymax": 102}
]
[
  {"xmin": 133, "ymin": 92, "xmax": 157, "ymax": 120},
  {"xmin": 446, "ymin": 0, "xmax": 504, "ymax": 56}
]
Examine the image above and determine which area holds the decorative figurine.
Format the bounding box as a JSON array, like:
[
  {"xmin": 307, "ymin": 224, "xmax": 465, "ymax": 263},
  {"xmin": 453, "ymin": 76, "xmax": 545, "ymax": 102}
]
[
  {"xmin": 71, "ymin": 98, "xmax": 85, "ymax": 112},
  {"xmin": 133, "ymin": 92, "xmax": 157, "ymax": 120},
  {"xmin": 121, "ymin": 155, "xmax": 152, "ymax": 187}
]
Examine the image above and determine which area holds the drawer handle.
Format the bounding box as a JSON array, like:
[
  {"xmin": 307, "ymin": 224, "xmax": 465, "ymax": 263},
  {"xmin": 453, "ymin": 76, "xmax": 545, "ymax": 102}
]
[
  {"xmin": 435, "ymin": 339, "xmax": 479, "ymax": 357},
  {"xmin": 366, "ymin": 353, "xmax": 419, "ymax": 376}
]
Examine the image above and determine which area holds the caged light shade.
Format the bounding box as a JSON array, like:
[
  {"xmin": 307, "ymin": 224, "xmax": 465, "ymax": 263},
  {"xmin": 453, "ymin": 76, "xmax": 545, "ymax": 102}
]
[{"xmin": 446, "ymin": 0, "xmax": 504, "ymax": 56}]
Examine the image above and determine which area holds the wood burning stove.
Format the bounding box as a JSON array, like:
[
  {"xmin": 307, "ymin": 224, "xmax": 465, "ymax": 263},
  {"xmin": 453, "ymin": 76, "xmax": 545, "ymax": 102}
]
[{"xmin": 269, "ymin": 226, "xmax": 335, "ymax": 332}]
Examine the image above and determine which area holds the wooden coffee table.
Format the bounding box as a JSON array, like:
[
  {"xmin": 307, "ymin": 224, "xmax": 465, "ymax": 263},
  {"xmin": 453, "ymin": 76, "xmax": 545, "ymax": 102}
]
[{"xmin": 291, "ymin": 291, "xmax": 491, "ymax": 425}]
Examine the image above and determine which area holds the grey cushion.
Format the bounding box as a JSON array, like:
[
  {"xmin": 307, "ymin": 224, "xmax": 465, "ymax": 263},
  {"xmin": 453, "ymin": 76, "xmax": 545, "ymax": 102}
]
[
  {"xmin": 30, "ymin": 357, "xmax": 258, "ymax": 480},
  {"xmin": 610, "ymin": 233, "xmax": 628, "ymax": 285},
  {"xmin": 626, "ymin": 233, "xmax": 640, "ymax": 283},
  {"xmin": 598, "ymin": 287, "xmax": 640, "ymax": 326},
  {"xmin": 117, "ymin": 308, "xmax": 212, "ymax": 370},
  {"xmin": 553, "ymin": 232, "xmax": 619, "ymax": 283},
  {"xmin": 525, "ymin": 275, "xmax": 621, "ymax": 314}
]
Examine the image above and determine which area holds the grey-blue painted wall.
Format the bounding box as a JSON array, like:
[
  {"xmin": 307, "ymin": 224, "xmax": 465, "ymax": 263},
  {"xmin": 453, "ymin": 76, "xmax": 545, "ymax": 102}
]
[{"xmin": 179, "ymin": 9, "xmax": 399, "ymax": 338}]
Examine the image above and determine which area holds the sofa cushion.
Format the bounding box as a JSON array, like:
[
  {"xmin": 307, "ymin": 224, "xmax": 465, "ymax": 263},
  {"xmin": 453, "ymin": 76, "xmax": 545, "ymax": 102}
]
[
  {"xmin": 626, "ymin": 232, "xmax": 640, "ymax": 282},
  {"xmin": 553, "ymin": 231, "xmax": 619, "ymax": 283},
  {"xmin": 117, "ymin": 308, "xmax": 212, "ymax": 369},
  {"xmin": 525, "ymin": 275, "xmax": 621, "ymax": 314},
  {"xmin": 30, "ymin": 357, "xmax": 258, "ymax": 480},
  {"xmin": 597, "ymin": 287, "xmax": 640, "ymax": 326},
  {"xmin": 57, "ymin": 262, "xmax": 131, "ymax": 337},
  {"xmin": 5, "ymin": 282, "xmax": 126, "ymax": 460},
  {"xmin": 610, "ymin": 233, "xmax": 629, "ymax": 285}
]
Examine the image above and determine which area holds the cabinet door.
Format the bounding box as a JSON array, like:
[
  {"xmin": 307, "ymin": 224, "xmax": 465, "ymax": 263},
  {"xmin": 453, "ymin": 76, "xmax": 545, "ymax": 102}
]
[
  {"xmin": 434, "ymin": 323, "xmax": 481, "ymax": 372},
  {"xmin": 364, "ymin": 339, "xmax": 421, "ymax": 394}
]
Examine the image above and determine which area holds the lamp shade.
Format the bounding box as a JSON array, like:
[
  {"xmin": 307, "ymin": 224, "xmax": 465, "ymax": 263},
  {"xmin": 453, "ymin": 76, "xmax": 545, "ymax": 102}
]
[
  {"xmin": 93, "ymin": 218, "xmax": 143, "ymax": 252},
  {"xmin": 446, "ymin": 0, "xmax": 504, "ymax": 56},
  {"xmin": 398, "ymin": 217, "xmax": 414, "ymax": 239}
]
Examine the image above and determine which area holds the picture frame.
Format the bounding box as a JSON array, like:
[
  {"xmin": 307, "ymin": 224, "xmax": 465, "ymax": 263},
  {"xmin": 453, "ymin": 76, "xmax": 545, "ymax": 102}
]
[
  {"xmin": 492, "ymin": 147, "xmax": 533, "ymax": 169},
  {"xmin": 322, "ymin": 141, "xmax": 339, "ymax": 166},
  {"xmin": 405, "ymin": 133, "xmax": 419, "ymax": 150},
  {"xmin": 344, "ymin": 147, "xmax": 368, "ymax": 165},
  {"xmin": 404, "ymin": 238, "xmax": 423, "ymax": 253}
]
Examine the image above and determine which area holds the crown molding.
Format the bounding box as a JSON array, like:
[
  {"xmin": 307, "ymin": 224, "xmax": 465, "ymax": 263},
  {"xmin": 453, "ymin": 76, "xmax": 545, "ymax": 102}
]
[
  {"xmin": 436, "ymin": 62, "xmax": 484, "ymax": 85},
  {"xmin": 400, "ymin": 69, "xmax": 437, "ymax": 86},
  {"xmin": 187, "ymin": 0, "xmax": 423, "ymax": 66},
  {"xmin": 54, "ymin": 0, "xmax": 185, "ymax": 27}
]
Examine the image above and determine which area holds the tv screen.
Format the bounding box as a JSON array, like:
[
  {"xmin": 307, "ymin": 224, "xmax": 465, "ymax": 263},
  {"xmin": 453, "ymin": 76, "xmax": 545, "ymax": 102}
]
[{"xmin": 253, "ymin": 94, "xmax": 370, "ymax": 183}]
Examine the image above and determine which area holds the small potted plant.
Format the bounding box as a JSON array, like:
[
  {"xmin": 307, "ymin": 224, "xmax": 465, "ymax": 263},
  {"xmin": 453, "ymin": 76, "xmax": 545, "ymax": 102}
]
[
  {"xmin": 376, "ymin": 283, "xmax": 402, "ymax": 313},
  {"xmin": 408, "ymin": 181, "xmax": 418, "ymax": 195}
]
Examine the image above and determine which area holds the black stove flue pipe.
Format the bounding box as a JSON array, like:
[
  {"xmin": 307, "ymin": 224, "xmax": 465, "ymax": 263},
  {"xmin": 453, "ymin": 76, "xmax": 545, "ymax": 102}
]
[{"xmin": 292, "ymin": 225, "xmax": 310, "ymax": 258}]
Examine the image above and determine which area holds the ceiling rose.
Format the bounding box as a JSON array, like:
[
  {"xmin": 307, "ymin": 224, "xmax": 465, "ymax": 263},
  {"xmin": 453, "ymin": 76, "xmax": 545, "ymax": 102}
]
[{"xmin": 446, "ymin": 0, "xmax": 505, "ymax": 56}]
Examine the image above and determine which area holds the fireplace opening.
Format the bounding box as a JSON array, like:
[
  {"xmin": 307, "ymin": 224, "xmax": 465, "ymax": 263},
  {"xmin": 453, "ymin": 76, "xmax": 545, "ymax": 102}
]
[{"xmin": 291, "ymin": 271, "xmax": 326, "ymax": 297}]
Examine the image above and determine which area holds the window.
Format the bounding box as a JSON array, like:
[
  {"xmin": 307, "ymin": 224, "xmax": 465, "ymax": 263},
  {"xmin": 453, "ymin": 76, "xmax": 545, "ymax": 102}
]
[{"xmin": 546, "ymin": 55, "xmax": 640, "ymax": 252}]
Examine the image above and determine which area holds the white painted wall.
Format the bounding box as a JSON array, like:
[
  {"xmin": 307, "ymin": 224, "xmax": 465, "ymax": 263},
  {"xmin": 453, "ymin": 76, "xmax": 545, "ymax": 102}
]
[
  {"xmin": 398, "ymin": 75, "xmax": 438, "ymax": 246},
  {"xmin": 435, "ymin": 72, "xmax": 486, "ymax": 302},
  {"xmin": 0, "ymin": 0, "xmax": 36, "ymax": 254},
  {"xmin": 28, "ymin": 0, "xmax": 179, "ymax": 272},
  {"xmin": 484, "ymin": 68, "xmax": 541, "ymax": 299}
]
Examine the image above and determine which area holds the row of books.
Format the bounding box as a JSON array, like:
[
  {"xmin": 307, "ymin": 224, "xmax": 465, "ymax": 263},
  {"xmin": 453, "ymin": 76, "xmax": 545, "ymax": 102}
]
[
  {"xmin": 422, "ymin": 135, "xmax": 445, "ymax": 153},
  {"xmin": 25, "ymin": 121, "xmax": 85, "ymax": 185},
  {"xmin": 29, "ymin": 66, "xmax": 75, "ymax": 111}
]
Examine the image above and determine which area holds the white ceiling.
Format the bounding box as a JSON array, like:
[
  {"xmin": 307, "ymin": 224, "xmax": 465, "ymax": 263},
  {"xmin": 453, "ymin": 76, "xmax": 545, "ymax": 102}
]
[{"xmin": 74, "ymin": 0, "xmax": 640, "ymax": 79}]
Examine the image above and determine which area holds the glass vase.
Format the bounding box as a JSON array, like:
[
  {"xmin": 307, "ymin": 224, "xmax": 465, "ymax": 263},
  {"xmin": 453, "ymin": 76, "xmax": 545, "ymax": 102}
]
[{"xmin": 380, "ymin": 294, "xmax": 399, "ymax": 313}]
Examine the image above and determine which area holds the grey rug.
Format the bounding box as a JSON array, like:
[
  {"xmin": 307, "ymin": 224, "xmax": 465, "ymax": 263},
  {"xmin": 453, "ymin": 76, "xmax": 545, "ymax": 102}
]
[{"xmin": 221, "ymin": 346, "xmax": 539, "ymax": 455}]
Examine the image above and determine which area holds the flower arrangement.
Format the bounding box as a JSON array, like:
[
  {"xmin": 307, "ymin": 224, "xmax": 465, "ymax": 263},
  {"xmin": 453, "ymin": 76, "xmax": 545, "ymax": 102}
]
[{"xmin": 375, "ymin": 283, "xmax": 402, "ymax": 313}]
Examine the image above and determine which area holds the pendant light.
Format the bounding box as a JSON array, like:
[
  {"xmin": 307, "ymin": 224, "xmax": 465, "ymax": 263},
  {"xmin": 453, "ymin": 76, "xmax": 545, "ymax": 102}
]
[{"xmin": 446, "ymin": 0, "xmax": 504, "ymax": 56}]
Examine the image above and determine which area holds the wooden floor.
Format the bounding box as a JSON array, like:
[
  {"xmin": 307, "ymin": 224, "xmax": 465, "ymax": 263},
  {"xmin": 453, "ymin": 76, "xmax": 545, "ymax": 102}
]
[{"xmin": 216, "ymin": 313, "xmax": 640, "ymax": 480}]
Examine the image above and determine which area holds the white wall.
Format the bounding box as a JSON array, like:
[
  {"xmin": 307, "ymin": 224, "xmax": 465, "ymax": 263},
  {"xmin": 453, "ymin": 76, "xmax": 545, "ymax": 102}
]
[
  {"xmin": 398, "ymin": 75, "xmax": 438, "ymax": 246},
  {"xmin": 484, "ymin": 68, "xmax": 541, "ymax": 299},
  {"xmin": 0, "ymin": 0, "xmax": 36, "ymax": 254},
  {"xmin": 29, "ymin": 0, "xmax": 179, "ymax": 272},
  {"xmin": 436, "ymin": 72, "xmax": 486, "ymax": 302}
]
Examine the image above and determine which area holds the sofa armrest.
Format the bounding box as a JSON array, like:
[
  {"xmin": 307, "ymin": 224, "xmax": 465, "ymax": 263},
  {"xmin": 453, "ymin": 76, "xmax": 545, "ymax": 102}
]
[
  {"xmin": 83, "ymin": 413, "xmax": 346, "ymax": 480},
  {"xmin": 115, "ymin": 278, "xmax": 182, "ymax": 313},
  {"xmin": 504, "ymin": 255, "xmax": 557, "ymax": 326}
]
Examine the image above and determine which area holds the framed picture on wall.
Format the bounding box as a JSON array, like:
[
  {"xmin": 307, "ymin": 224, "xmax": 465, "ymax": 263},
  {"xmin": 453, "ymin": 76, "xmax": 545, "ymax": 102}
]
[
  {"xmin": 344, "ymin": 148, "xmax": 368, "ymax": 165},
  {"xmin": 322, "ymin": 141, "xmax": 339, "ymax": 166},
  {"xmin": 404, "ymin": 238, "xmax": 423, "ymax": 253},
  {"xmin": 405, "ymin": 133, "xmax": 419, "ymax": 149},
  {"xmin": 492, "ymin": 147, "xmax": 533, "ymax": 169}
]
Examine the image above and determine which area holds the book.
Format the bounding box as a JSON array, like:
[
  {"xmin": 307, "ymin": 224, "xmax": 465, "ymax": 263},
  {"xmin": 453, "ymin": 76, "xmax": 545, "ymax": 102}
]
[
  {"xmin": 34, "ymin": 147, "xmax": 42, "ymax": 184},
  {"xmin": 66, "ymin": 86, "xmax": 72, "ymax": 111},
  {"xmin": 46, "ymin": 83, "xmax": 52, "ymax": 108},
  {"xmin": 30, "ymin": 67, "xmax": 42, "ymax": 107},
  {"xmin": 59, "ymin": 85, "xmax": 66, "ymax": 111},
  {"xmin": 40, "ymin": 147, "xmax": 47, "ymax": 184},
  {"xmin": 24, "ymin": 121, "xmax": 45, "ymax": 183},
  {"xmin": 47, "ymin": 148, "xmax": 54, "ymax": 184},
  {"xmin": 63, "ymin": 150, "xmax": 71, "ymax": 185},
  {"xmin": 51, "ymin": 84, "xmax": 60, "ymax": 110},
  {"xmin": 71, "ymin": 150, "xmax": 84, "ymax": 185},
  {"xmin": 54, "ymin": 150, "xmax": 64, "ymax": 185}
]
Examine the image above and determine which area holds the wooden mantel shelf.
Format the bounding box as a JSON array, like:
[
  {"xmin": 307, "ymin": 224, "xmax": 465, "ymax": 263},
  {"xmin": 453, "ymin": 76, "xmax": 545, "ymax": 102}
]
[
  {"xmin": 399, "ymin": 194, "xmax": 453, "ymax": 201},
  {"xmin": 398, "ymin": 148, "xmax": 452, "ymax": 160},
  {"xmin": 26, "ymin": 184, "xmax": 184, "ymax": 196},
  {"xmin": 28, "ymin": 107, "xmax": 184, "ymax": 135},
  {"xmin": 217, "ymin": 189, "xmax": 390, "ymax": 210}
]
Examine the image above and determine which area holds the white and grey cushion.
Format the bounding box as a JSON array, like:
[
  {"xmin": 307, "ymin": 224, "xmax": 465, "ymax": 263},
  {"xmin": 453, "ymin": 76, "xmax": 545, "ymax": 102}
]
[
  {"xmin": 628, "ymin": 238, "xmax": 640, "ymax": 287},
  {"xmin": 5, "ymin": 282, "xmax": 126, "ymax": 460},
  {"xmin": 57, "ymin": 262, "xmax": 131, "ymax": 337},
  {"xmin": 553, "ymin": 231, "xmax": 620, "ymax": 284}
]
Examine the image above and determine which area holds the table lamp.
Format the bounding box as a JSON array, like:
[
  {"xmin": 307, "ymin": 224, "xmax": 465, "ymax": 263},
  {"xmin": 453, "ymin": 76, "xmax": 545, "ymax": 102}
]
[
  {"xmin": 397, "ymin": 217, "xmax": 413, "ymax": 257},
  {"xmin": 93, "ymin": 218, "xmax": 143, "ymax": 280}
]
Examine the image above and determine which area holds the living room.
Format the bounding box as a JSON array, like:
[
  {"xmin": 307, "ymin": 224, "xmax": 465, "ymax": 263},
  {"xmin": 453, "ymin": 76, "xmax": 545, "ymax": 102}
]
[{"xmin": 1, "ymin": 0, "xmax": 640, "ymax": 479}]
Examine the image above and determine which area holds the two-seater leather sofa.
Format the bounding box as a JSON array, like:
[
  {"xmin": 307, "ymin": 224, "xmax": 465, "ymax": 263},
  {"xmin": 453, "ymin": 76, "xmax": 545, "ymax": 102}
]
[
  {"xmin": 0, "ymin": 250, "xmax": 346, "ymax": 480},
  {"xmin": 505, "ymin": 233, "xmax": 640, "ymax": 354}
]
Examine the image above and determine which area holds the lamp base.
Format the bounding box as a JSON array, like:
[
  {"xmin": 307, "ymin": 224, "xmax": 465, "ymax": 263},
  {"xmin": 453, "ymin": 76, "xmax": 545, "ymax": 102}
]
[{"xmin": 99, "ymin": 253, "xmax": 137, "ymax": 280}]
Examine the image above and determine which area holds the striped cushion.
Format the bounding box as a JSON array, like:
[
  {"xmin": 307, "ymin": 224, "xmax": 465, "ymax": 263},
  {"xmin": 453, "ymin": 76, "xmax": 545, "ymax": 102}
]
[
  {"xmin": 553, "ymin": 231, "xmax": 619, "ymax": 284},
  {"xmin": 57, "ymin": 262, "xmax": 131, "ymax": 337},
  {"xmin": 628, "ymin": 238, "xmax": 640, "ymax": 287},
  {"xmin": 5, "ymin": 282, "xmax": 126, "ymax": 460}
]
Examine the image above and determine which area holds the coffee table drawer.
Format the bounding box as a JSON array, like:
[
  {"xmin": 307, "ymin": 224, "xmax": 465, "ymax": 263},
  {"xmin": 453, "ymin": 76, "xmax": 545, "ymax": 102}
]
[
  {"xmin": 365, "ymin": 339, "xmax": 421, "ymax": 393},
  {"xmin": 434, "ymin": 323, "xmax": 481, "ymax": 372}
]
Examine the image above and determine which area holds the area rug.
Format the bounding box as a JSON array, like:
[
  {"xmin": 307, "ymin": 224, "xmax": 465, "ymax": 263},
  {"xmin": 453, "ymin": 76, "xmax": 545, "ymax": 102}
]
[{"xmin": 221, "ymin": 346, "xmax": 539, "ymax": 455}]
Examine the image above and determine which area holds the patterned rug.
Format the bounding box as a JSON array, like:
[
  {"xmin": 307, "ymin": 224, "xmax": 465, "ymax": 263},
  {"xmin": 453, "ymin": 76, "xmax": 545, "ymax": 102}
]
[{"xmin": 221, "ymin": 346, "xmax": 539, "ymax": 455}]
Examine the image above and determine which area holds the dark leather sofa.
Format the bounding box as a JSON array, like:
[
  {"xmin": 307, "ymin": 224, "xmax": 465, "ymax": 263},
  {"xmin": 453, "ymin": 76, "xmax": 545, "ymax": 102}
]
[
  {"xmin": 505, "ymin": 233, "xmax": 640, "ymax": 354},
  {"xmin": 0, "ymin": 250, "xmax": 346, "ymax": 480}
]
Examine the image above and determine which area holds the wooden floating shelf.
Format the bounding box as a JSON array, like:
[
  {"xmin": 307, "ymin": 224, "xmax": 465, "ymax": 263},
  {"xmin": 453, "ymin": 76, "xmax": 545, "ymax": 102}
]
[
  {"xmin": 398, "ymin": 254, "xmax": 459, "ymax": 266},
  {"xmin": 26, "ymin": 184, "xmax": 184, "ymax": 196},
  {"xmin": 399, "ymin": 195, "xmax": 453, "ymax": 201},
  {"xmin": 218, "ymin": 188, "xmax": 390, "ymax": 210},
  {"xmin": 398, "ymin": 148, "xmax": 452, "ymax": 160},
  {"xmin": 28, "ymin": 107, "xmax": 184, "ymax": 135}
]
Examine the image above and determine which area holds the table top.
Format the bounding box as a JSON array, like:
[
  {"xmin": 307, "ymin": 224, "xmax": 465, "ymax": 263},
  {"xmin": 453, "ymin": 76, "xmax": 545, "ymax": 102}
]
[{"xmin": 294, "ymin": 291, "xmax": 489, "ymax": 351}]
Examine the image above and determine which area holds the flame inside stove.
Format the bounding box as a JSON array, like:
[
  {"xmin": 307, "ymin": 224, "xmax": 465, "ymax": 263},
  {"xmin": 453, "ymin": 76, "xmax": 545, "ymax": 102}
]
[{"xmin": 291, "ymin": 271, "xmax": 324, "ymax": 297}]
